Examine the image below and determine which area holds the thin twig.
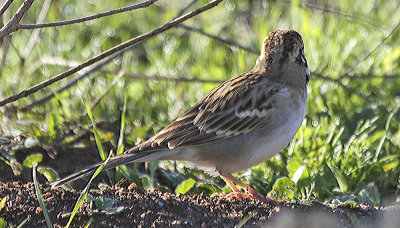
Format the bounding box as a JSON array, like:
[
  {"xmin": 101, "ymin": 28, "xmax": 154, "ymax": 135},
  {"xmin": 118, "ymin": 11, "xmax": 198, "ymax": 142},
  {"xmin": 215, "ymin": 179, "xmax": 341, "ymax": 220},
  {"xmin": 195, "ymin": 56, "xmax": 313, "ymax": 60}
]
[
  {"xmin": 0, "ymin": 0, "xmax": 14, "ymax": 17},
  {"xmin": 18, "ymin": 0, "xmax": 158, "ymax": 30},
  {"xmin": 338, "ymin": 19, "xmax": 400, "ymax": 79},
  {"xmin": 0, "ymin": 0, "xmax": 35, "ymax": 39},
  {"xmin": 22, "ymin": 54, "xmax": 399, "ymax": 112},
  {"xmin": 24, "ymin": 0, "xmax": 52, "ymax": 57},
  {"xmin": 1, "ymin": 0, "xmax": 223, "ymax": 107},
  {"xmin": 101, "ymin": 68, "xmax": 224, "ymax": 84},
  {"xmin": 20, "ymin": 42, "xmax": 144, "ymax": 111},
  {"xmin": 20, "ymin": 0, "xmax": 208, "ymax": 111},
  {"xmin": 178, "ymin": 24, "xmax": 260, "ymax": 54},
  {"xmin": 346, "ymin": 74, "xmax": 400, "ymax": 79}
]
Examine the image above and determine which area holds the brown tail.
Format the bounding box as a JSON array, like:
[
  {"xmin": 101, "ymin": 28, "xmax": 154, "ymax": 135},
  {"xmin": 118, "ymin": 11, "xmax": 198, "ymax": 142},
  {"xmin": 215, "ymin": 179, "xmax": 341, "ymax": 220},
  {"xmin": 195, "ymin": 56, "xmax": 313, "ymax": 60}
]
[{"xmin": 51, "ymin": 152, "xmax": 158, "ymax": 188}]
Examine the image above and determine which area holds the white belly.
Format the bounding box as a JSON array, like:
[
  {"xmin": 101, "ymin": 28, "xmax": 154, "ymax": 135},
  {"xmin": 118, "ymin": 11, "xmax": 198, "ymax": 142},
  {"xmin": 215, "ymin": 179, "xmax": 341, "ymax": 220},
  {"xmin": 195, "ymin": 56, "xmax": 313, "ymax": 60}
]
[
  {"xmin": 243, "ymin": 102, "xmax": 306, "ymax": 170},
  {"xmin": 180, "ymin": 95, "xmax": 307, "ymax": 174}
]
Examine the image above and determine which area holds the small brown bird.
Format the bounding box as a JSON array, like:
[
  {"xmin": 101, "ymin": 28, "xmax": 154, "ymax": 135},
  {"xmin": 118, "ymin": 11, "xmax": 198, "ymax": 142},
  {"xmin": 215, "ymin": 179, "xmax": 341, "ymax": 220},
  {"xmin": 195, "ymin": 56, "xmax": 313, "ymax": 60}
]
[{"xmin": 52, "ymin": 29, "xmax": 310, "ymax": 203}]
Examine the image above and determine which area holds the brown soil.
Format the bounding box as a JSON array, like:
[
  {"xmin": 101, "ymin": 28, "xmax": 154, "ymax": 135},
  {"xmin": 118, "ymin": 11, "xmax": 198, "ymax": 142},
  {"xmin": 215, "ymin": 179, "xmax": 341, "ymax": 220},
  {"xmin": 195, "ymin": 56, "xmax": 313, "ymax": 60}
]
[
  {"xmin": 1, "ymin": 178, "xmax": 400, "ymax": 227},
  {"xmin": 1, "ymin": 138, "xmax": 400, "ymax": 227}
]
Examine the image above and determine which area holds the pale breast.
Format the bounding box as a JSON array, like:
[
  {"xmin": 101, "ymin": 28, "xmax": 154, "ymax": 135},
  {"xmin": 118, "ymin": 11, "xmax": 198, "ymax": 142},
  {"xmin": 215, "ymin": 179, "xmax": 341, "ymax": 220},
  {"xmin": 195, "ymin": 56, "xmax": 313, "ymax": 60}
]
[
  {"xmin": 241, "ymin": 94, "xmax": 307, "ymax": 170},
  {"xmin": 180, "ymin": 89, "xmax": 307, "ymax": 174},
  {"xmin": 213, "ymin": 94, "xmax": 306, "ymax": 173}
]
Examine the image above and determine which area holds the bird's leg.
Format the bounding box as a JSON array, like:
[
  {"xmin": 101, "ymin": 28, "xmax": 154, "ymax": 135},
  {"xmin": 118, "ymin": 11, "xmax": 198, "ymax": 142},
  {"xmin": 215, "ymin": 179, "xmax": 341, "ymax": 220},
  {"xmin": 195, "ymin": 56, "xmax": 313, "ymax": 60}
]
[
  {"xmin": 219, "ymin": 170, "xmax": 277, "ymax": 205},
  {"xmin": 220, "ymin": 174, "xmax": 240, "ymax": 192},
  {"xmin": 219, "ymin": 174, "xmax": 252, "ymax": 199}
]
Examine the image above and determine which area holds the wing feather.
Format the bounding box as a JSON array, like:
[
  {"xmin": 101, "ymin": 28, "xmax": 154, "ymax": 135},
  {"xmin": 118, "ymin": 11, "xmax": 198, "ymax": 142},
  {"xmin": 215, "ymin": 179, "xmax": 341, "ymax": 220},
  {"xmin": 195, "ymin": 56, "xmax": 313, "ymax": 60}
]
[{"xmin": 134, "ymin": 72, "xmax": 290, "ymax": 151}]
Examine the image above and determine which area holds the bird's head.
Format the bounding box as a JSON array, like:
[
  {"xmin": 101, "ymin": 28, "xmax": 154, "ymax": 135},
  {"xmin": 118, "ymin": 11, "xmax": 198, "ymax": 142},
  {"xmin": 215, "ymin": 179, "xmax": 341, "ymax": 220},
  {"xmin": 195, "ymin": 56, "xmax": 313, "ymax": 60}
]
[{"xmin": 254, "ymin": 29, "xmax": 310, "ymax": 87}]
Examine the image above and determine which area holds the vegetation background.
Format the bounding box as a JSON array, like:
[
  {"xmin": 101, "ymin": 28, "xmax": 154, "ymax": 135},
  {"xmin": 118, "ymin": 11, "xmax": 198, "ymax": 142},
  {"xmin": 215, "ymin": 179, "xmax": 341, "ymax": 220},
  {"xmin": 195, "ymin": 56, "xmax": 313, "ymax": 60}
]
[{"xmin": 1, "ymin": 0, "xmax": 399, "ymax": 209}]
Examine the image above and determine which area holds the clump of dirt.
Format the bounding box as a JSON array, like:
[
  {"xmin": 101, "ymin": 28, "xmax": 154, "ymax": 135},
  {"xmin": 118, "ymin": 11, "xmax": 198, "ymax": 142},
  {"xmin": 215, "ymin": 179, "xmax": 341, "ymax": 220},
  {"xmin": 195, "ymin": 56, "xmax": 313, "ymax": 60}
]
[{"xmin": 1, "ymin": 179, "xmax": 399, "ymax": 227}]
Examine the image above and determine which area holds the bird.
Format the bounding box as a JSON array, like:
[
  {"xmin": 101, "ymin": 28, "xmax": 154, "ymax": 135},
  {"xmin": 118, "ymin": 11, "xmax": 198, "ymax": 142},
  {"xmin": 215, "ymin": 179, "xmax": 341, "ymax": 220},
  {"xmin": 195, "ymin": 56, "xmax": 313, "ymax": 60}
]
[{"xmin": 51, "ymin": 29, "xmax": 310, "ymax": 204}]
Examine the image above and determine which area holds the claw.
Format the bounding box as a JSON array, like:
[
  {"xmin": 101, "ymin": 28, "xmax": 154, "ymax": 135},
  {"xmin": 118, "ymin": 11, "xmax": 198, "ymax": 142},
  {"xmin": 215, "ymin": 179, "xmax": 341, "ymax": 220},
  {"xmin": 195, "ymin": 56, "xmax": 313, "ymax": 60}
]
[
  {"xmin": 218, "ymin": 170, "xmax": 281, "ymax": 205},
  {"xmin": 225, "ymin": 192, "xmax": 253, "ymax": 199}
]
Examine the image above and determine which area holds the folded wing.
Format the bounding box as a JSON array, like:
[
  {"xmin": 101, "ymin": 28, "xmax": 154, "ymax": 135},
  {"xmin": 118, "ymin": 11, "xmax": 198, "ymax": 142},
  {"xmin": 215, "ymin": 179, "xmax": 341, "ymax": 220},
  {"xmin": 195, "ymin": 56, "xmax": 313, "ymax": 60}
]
[{"xmin": 133, "ymin": 72, "xmax": 289, "ymax": 152}]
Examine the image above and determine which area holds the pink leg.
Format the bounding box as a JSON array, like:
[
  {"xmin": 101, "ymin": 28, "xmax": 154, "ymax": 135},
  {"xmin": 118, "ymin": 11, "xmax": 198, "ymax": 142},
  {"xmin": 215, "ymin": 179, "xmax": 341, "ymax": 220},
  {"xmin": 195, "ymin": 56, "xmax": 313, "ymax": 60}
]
[{"xmin": 219, "ymin": 170, "xmax": 278, "ymax": 205}]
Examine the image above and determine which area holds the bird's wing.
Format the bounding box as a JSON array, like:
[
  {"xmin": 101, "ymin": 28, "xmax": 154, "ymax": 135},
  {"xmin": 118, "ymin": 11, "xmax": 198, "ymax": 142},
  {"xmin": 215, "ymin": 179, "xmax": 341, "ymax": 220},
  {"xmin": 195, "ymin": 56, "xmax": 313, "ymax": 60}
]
[{"xmin": 134, "ymin": 72, "xmax": 290, "ymax": 151}]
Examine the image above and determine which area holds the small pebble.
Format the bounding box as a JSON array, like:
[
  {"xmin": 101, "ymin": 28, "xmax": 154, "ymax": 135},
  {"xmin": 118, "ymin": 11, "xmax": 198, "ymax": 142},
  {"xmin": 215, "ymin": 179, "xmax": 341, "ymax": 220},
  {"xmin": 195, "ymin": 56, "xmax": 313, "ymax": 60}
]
[
  {"xmin": 156, "ymin": 199, "xmax": 166, "ymax": 207},
  {"xmin": 163, "ymin": 193, "xmax": 171, "ymax": 201},
  {"xmin": 128, "ymin": 183, "xmax": 137, "ymax": 190},
  {"xmin": 35, "ymin": 207, "xmax": 42, "ymax": 214}
]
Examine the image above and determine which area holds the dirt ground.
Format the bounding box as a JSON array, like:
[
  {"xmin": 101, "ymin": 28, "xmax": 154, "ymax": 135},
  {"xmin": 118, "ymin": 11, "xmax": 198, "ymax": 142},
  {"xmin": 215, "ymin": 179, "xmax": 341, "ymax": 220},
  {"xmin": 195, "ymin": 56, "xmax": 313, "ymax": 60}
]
[
  {"xmin": 1, "ymin": 138, "xmax": 400, "ymax": 227},
  {"xmin": 1, "ymin": 168, "xmax": 400, "ymax": 228},
  {"xmin": 1, "ymin": 179, "xmax": 399, "ymax": 228}
]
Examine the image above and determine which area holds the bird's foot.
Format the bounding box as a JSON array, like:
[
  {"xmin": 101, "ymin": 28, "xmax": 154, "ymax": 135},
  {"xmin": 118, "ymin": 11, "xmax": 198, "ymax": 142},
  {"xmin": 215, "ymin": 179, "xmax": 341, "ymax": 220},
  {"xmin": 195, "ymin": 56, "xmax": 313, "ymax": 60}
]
[
  {"xmin": 225, "ymin": 192, "xmax": 253, "ymax": 199},
  {"xmin": 212, "ymin": 191, "xmax": 283, "ymax": 206},
  {"xmin": 211, "ymin": 192, "xmax": 254, "ymax": 200},
  {"xmin": 246, "ymin": 188, "xmax": 285, "ymax": 205}
]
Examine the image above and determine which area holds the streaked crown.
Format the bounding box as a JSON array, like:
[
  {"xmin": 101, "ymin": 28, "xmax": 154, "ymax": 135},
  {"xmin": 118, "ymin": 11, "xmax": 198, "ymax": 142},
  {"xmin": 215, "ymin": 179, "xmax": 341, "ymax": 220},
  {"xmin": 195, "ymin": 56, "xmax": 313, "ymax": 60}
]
[{"xmin": 254, "ymin": 30, "xmax": 310, "ymax": 87}]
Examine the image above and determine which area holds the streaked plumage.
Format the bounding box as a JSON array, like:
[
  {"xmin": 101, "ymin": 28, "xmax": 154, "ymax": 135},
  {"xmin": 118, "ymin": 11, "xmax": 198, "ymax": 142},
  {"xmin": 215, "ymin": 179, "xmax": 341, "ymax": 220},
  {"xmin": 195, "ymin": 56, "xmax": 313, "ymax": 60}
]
[{"xmin": 52, "ymin": 30, "xmax": 310, "ymax": 203}]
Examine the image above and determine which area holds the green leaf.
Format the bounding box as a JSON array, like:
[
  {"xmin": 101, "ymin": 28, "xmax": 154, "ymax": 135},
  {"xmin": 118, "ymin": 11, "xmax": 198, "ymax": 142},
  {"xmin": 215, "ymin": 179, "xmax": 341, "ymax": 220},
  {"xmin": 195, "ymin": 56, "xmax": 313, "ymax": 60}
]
[
  {"xmin": 0, "ymin": 156, "xmax": 11, "ymax": 167},
  {"xmin": 29, "ymin": 124, "xmax": 47, "ymax": 139},
  {"xmin": 47, "ymin": 113, "xmax": 58, "ymax": 139},
  {"xmin": 235, "ymin": 210, "xmax": 257, "ymax": 228},
  {"xmin": 268, "ymin": 177, "xmax": 296, "ymax": 200},
  {"xmin": 83, "ymin": 99, "xmax": 106, "ymax": 160},
  {"xmin": 222, "ymin": 185, "xmax": 232, "ymax": 194},
  {"xmin": 291, "ymin": 165, "xmax": 306, "ymax": 184},
  {"xmin": 330, "ymin": 195, "xmax": 357, "ymax": 207},
  {"xmin": 23, "ymin": 154, "xmax": 43, "ymax": 168},
  {"xmin": 83, "ymin": 217, "xmax": 93, "ymax": 228},
  {"xmin": 116, "ymin": 96, "xmax": 127, "ymax": 155},
  {"xmin": 175, "ymin": 179, "xmax": 196, "ymax": 195},
  {"xmin": 357, "ymin": 183, "xmax": 380, "ymax": 206},
  {"xmin": 0, "ymin": 218, "xmax": 6, "ymax": 228},
  {"xmin": 100, "ymin": 131, "xmax": 114, "ymax": 142},
  {"xmin": 193, "ymin": 183, "xmax": 220, "ymax": 195},
  {"xmin": 140, "ymin": 175, "xmax": 154, "ymax": 192},
  {"xmin": 66, "ymin": 153, "xmax": 112, "ymax": 228},
  {"xmin": 0, "ymin": 197, "xmax": 6, "ymax": 211},
  {"xmin": 382, "ymin": 160, "xmax": 398, "ymax": 172},
  {"xmin": 16, "ymin": 217, "xmax": 29, "ymax": 228},
  {"xmin": 148, "ymin": 161, "xmax": 159, "ymax": 178},
  {"xmin": 327, "ymin": 162, "xmax": 348, "ymax": 193},
  {"xmin": 86, "ymin": 194, "xmax": 125, "ymax": 215},
  {"xmin": 33, "ymin": 164, "xmax": 53, "ymax": 228},
  {"xmin": 37, "ymin": 167, "xmax": 59, "ymax": 182}
]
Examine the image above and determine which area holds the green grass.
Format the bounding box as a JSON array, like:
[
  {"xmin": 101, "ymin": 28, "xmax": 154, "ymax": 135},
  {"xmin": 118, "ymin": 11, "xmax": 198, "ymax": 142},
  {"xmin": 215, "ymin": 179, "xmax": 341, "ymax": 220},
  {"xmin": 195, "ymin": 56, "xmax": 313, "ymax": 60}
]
[
  {"xmin": 32, "ymin": 163, "xmax": 52, "ymax": 228},
  {"xmin": 0, "ymin": 0, "xmax": 399, "ymax": 207},
  {"xmin": 64, "ymin": 101, "xmax": 113, "ymax": 227}
]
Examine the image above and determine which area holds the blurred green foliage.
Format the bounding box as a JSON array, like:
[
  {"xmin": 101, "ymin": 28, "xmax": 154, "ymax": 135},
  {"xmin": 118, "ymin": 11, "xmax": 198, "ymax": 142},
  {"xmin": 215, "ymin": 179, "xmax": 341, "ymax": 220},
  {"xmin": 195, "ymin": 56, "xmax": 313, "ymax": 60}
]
[{"xmin": 1, "ymin": 0, "xmax": 400, "ymax": 206}]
